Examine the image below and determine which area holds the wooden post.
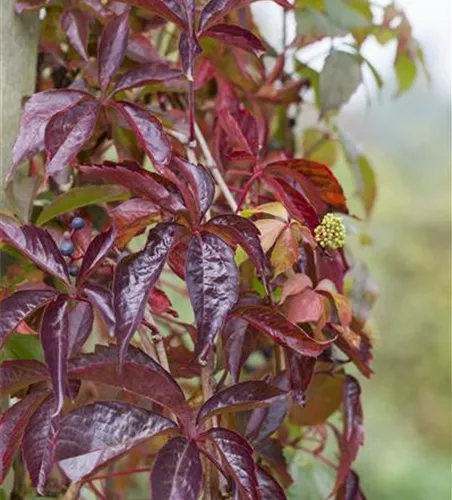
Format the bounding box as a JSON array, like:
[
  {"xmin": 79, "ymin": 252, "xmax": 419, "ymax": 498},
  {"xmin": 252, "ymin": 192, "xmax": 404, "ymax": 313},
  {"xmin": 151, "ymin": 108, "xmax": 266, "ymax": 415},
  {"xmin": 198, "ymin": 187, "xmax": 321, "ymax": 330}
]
[{"xmin": 0, "ymin": 1, "xmax": 39, "ymax": 209}]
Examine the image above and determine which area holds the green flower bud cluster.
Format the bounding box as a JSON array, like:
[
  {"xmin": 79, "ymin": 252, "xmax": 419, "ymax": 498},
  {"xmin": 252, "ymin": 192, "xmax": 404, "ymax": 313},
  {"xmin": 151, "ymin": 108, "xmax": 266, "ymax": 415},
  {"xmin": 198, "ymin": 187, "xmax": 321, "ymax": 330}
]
[{"xmin": 314, "ymin": 213, "xmax": 346, "ymax": 249}]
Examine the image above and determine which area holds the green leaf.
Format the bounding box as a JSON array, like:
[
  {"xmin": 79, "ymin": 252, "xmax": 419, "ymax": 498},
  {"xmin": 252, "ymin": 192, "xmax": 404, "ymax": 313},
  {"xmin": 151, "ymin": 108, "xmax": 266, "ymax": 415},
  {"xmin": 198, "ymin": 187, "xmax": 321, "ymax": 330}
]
[
  {"xmin": 302, "ymin": 128, "xmax": 338, "ymax": 165},
  {"xmin": 5, "ymin": 175, "xmax": 43, "ymax": 223},
  {"xmin": 394, "ymin": 49, "xmax": 417, "ymax": 95},
  {"xmin": 325, "ymin": 0, "xmax": 370, "ymax": 30},
  {"xmin": 296, "ymin": 7, "xmax": 346, "ymax": 37},
  {"xmin": 1, "ymin": 333, "xmax": 44, "ymax": 362},
  {"xmin": 36, "ymin": 185, "xmax": 130, "ymax": 226},
  {"xmin": 319, "ymin": 50, "xmax": 362, "ymax": 115}
]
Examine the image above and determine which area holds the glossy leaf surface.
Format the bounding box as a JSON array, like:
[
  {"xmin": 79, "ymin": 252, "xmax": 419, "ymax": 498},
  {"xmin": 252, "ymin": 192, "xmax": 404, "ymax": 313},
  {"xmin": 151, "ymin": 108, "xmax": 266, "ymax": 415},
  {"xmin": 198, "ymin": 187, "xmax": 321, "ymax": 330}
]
[
  {"xmin": 67, "ymin": 300, "xmax": 94, "ymax": 357},
  {"xmin": 77, "ymin": 227, "xmax": 115, "ymax": 286}
]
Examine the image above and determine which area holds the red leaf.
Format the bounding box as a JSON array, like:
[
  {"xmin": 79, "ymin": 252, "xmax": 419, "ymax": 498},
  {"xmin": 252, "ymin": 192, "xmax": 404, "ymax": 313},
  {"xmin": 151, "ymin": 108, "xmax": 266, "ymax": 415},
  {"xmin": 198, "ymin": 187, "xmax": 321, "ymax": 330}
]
[
  {"xmin": 78, "ymin": 161, "xmax": 184, "ymax": 213},
  {"xmin": 114, "ymin": 223, "xmax": 179, "ymax": 366},
  {"xmin": 186, "ymin": 233, "xmax": 239, "ymax": 363},
  {"xmin": 10, "ymin": 89, "xmax": 88, "ymax": 171},
  {"xmin": 0, "ymin": 360, "xmax": 48, "ymax": 397},
  {"xmin": 149, "ymin": 287, "xmax": 177, "ymax": 317},
  {"xmin": 98, "ymin": 11, "xmax": 129, "ymax": 92},
  {"xmin": 68, "ymin": 344, "xmax": 190, "ymax": 421},
  {"xmin": 0, "ymin": 219, "xmax": 70, "ymax": 283},
  {"xmin": 230, "ymin": 305, "xmax": 331, "ymax": 358},
  {"xmin": 54, "ymin": 401, "xmax": 176, "ymax": 482},
  {"xmin": 82, "ymin": 283, "xmax": 115, "ymax": 336},
  {"xmin": 284, "ymin": 351, "xmax": 316, "ymax": 406},
  {"xmin": 150, "ymin": 437, "xmax": 202, "ymax": 500},
  {"xmin": 121, "ymin": 0, "xmax": 188, "ymax": 29},
  {"xmin": 67, "ymin": 300, "xmax": 94, "ymax": 357},
  {"xmin": 256, "ymin": 465, "xmax": 287, "ymax": 500},
  {"xmin": 333, "ymin": 325, "xmax": 373, "ymax": 378},
  {"xmin": 109, "ymin": 101, "xmax": 172, "ymax": 168},
  {"xmin": 333, "ymin": 376, "xmax": 364, "ymax": 495},
  {"xmin": 77, "ymin": 227, "xmax": 115, "ymax": 286},
  {"xmin": 197, "ymin": 381, "xmax": 287, "ymax": 425},
  {"xmin": 220, "ymin": 107, "xmax": 259, "ymax": 157},
  {"xmin": 40, "ymin": 297, "xmax": 70, "ymax": 416},
  {"xmin": 202, "ymin": 24, "xmax": 266, "ymax": 56},
  {"xmin": 45, "ymin": 99, "xmax": 100, "ymax": 178},
  {"xmin": 0, "ymin": 391, "xmax": 48, "ymax": 482},
  {"xmin": 22, "ymin": 395, "xmax": 57, "ymax": 494},
  {"xmin": 61, "ymin": 7, "xmax": 90, "ymax": 62},
  {"xmin": 113, "ymin": 61, "xmax": 182, "ymax": 94},
  {"xmin": 179, "ymin": 31, "xmax": 202, "ymax": 81},
  {"xmin": 0, "ymin": 289, "xmax": 58, "ymax": 349},
  {"xmin": 203, "ymin": 428, "xmax": 259, "ymax": 500}
]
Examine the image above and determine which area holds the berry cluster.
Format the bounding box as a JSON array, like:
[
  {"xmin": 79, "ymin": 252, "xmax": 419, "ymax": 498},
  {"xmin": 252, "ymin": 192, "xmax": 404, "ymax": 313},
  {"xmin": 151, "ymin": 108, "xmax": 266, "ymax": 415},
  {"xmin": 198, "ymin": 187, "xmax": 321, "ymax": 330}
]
[
  {"xmin": 314, "ymin": 213, "xmax": 346, "ymax": 250},
  {"xmin": 59, "ymin": 217, "xmax": 85, "ymax": 276}
]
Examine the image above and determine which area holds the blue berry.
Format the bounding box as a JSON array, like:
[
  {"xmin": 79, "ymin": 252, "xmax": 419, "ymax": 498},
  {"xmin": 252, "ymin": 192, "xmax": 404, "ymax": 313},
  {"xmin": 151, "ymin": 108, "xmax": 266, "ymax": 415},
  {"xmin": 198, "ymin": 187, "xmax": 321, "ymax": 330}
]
[
  {"xmin": 60, "ymin": 239, "xmax": 75, "ymax": 256},
  {"xmin": 71, "ymin": 217, "xmax": 86, "ymax": 230},
  {"xmin": 69, "ymin": 265, "xmax": 79, "ymax": 277}
]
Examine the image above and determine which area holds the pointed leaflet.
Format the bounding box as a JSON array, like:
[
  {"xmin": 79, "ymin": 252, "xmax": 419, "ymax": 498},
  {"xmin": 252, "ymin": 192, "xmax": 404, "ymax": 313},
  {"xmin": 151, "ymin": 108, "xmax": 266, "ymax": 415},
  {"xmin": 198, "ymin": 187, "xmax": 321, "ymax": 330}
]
[
  {"xmin": 54, "ymin": 401, "xmax": 176, "ymax": 482},
  {"xmin": 67, "ymin": 300, "xmax": 94, "ymax": 357},
  {"xmin": 204, "ymin": 214, "xmax": 267, "ymax": 290},
  {"xmin": 230, "ymin": 305, "xmax": 331, "ymax": 358},
  {"xmin": 61, "ymin": 7, "xmax": 90, "ymax": 61},
  {"xmin": 22, "ymin": 395, "xmax": 58, "ymax": 494},
  {"xmin": 40, "ymin": 297, "xmax": 70, "ymax": 416},
  {"xmin": 82, "ymin": 283, "xmax": 116, "ymax": 336},
  {"xmin": 186, "ymin": 232, "xmax": 239, "ymax": 363},
  {"xmin": 333, "ymin": 376, "xmax": 364, "ymax": 494},
  {"xmin": 256, "ymin": 465, "xmax": 287, "ymax": 500},
  {"xmin": 45, "ymin": 99, "xmax": 100, "ymax": 177},
  {"xmin": 201, "ymin": 24, "xmax": 266, "ymax": 56},
  {"xmin": 10, "ymin": 89, "xmax": 87, "ymax": 171},
  {"xmin": 98, "ymin": 11, "xmax": 129, "ymax": 92},
  {"xmin": 113, "ymin": 61, "xmax": 183, "ymax": 94},
  {"xmin": 109, "ymin": 101, "xmax": 172, "ymax": 168},
  {"xmin": 203, "ymin": 428, "xmax": 259, "ymax": 500},
  {"xmin": 114, "ymin": 223, "xmax": 178, "ymax": 366},
  {"xmin": 68, "ymin": 344, "xmax": 189, "ymax": 421},
  {"xmin": 0, "ymin": 289, "xmax": 58, "ymax": 349},
  {"xmin": 0, "ymin": 219, "xmax": 70, "ymax": 283},
  {"xmin": 197, "ymin": 381, "xmax": 287, "ymax": 424},
  {"xmin": 78, "ymin": 161, "xmax": 185, "ymax": 213},
  {"xmin": 0, "ymin": 391, "xmax": 48, "ymax": 482},
  {"xmin": 0, "ymin": 360, "xmax": 48, "ymax": 397},
  {"xmin": 76, "ymin": 227, "xmax": 115, "ymax": 286},
  {"xmin": 284, "ymin": 351, "xmax": 316, "ymax": 406},
  {"xmin": 150, "ymin": 437, "xmax": 202, "ymax": 500},
  {"xmin": 120, "ymin": 0, "xmax": 187, "ymax": 29}
]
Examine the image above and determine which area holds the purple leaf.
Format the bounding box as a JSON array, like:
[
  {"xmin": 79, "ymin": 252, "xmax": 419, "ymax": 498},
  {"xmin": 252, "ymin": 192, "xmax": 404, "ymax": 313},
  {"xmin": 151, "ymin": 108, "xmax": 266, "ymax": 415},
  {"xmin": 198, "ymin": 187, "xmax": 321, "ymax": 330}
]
[
  {"xmin": 126, "ymin": 34, "xmax": 166, "ymax": 64},
  {"xmin": 109, "ymin": 101, "xmax": 172, "ymax": 168},
  {"xmin": 54, "ymin": 401, "xmax": 176, "ymax": 482},
  {"xmin": 0, "ymin": 219, "xmax": 70, "ymax": 283},
  {"xmin": 98, "ymin": 11, "xmax": 130, "ymax": 92},
  {"xmin": 10, "ymin": 89, "xmax": 87, "ymax": 171},
  {"xmin": 61, "ymin": 7, "xmax": 90, "ymax": 62},
  {"xmin": 186, "ymin": 233, "xmax": 239, "ymax": 363},
  {"xmin": 82, "ymin": 283, "xmax": 116, "ymax": 336},
  {"xmin": 333, "ymin": 376, "xmax": 364, "ymax": 495},
  {"xmin": 22, "ymin": 395, "xmax": 58, "ymax": 494},
  {"xmin": 113, "ymin": 61, "xmax": 183, "ymax": 94},
  {"xmin": 45, "ymin": 99, "xmax": 100, "ymax": 178},
  {"xmin": 0, "ymin": 391, "xmax": 48, "ymax": 482},
  {"xmin": 150, "ymin": 437, "xmax": 202, "ymax": 500},
  {"xmin": 204, "ymin": 214, "xmax": 268, "ymax": 291},
  {"xmin": 0, "ymin": 360, "xmax": 48, "ymax": 397},
  {"xmin": 256, "ymin": 465, "xmax": 287, "ymax": 500},
  {"xmin": 230, "ymin": 305, "xmax": 331, "ymax": 358},
  {"xmin": 67, "ymin": 300, "xmax": 94, "ymax": 357},
  {"xmin": 202, "ymin": 24, "xmax": 266, "ymax": 56},
  {"xmin": 114, "ymin": 223, "xmax": 179, "ymax": 366},
  {"xmin": 121, "ymin": 0, "xmax": 187, "ymax": 29},
  {"xmin": 0, "ymin": 289, "xmax": 59, "ymax": 349},
  {"xmin": 77, "ymin": 227, "xmax": 115, "ymax": 286},
  {"xmin": 203, "ymin": 428, "xmax": 259, "ymax": 500},
  {"xmin": 337, "ymin": 470, "xmax": 367, "ymax": 500},
  {"xmin": 284, "ymin": 351, "xmax": 316, "ymax": 406},
  {"xmin": 179, "ymin": 31, "xmax": 202, "ymax": 81},
  {"xmin": 78, "ymin": 161, "xmax": 185, "ymax": 214},
  {"xmin": 68, "ymin": 344, "xmax": 190, "ymax": 421},
  {"xmin": 197, "ymin": 381, "xmax": 287, "ymax": 425},
  {"xmin": 40, "ymin": 297, "xmax": 70, "ymax": 416}
]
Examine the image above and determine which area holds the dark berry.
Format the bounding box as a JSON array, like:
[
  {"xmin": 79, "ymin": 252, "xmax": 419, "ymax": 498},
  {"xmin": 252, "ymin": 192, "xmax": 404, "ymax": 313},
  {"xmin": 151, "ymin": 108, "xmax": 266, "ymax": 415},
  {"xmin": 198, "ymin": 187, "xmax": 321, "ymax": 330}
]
[
  {"xmin": 60, "ymin": 239, "xmax": 75, "ymax": 256},
  {"xmin": 69, "ymin": 265, "xmax": 79, "ymax": 277},
  {"xmin": 71, "ymin": 216, "xmax": 85, "ymax": 230}
]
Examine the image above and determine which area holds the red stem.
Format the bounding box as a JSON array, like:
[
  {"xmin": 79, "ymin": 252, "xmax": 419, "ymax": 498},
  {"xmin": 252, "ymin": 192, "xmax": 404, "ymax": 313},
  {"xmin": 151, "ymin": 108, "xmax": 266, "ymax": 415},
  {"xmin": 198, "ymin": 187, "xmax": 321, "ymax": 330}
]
[
  {"xmin": 236, "ymin": 172, "xmax": 262, "ymax": 212},
  {"xmin": 87, "ymin": 481, "xmax": 107, "ymax": 500}
]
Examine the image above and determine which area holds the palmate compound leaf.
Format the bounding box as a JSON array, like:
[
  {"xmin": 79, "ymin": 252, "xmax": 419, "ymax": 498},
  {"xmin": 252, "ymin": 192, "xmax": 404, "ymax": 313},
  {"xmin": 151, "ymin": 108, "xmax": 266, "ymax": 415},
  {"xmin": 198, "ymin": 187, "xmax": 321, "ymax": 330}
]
[
  {"xmin": 186, "ymin": 232, "xmax": 239, "ymax": 363},
  {"xmin": 54, "ymin": 401, "xmax": 177, "ymax": 482},
  {"xmin": 113, "ymin": 223, "xmax": 179, "ymax": 367},
  {"xmin": 0, "ymin": 289, "xmax": 59, "ymax": 349},
  {"xmin": 197, "ymin": 381, "xmax": 288, "ymax": 425},
  {"xmin": 150, "ymin": 437, "xmax": 202, "ymax": 500},
  {"xmin": 0, "ymin": 218, "xmax": 70, "ymax": 283}
]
